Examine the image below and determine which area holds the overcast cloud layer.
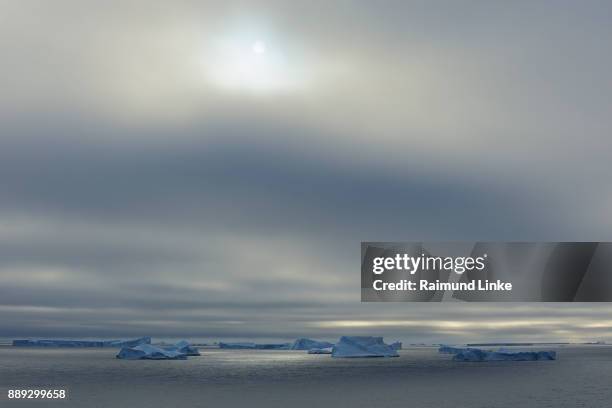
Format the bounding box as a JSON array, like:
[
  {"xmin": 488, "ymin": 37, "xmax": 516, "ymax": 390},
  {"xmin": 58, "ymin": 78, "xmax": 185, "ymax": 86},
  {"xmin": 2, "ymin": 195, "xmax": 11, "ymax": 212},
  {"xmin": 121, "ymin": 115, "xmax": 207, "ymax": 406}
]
[{"xmin": 1, "ymin": 0, "xmax": 612, "ymax": 343}]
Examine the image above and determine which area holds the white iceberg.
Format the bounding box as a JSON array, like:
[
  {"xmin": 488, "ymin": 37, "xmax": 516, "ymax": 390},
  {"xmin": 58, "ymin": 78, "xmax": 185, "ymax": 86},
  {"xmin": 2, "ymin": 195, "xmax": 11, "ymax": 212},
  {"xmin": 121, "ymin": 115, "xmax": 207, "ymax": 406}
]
[
  {"xmin": 163, "ymin": 340, "xmax": 200, "ymax": 356},
  {"xmin": 446, "ymin": 347, "xmax": 556, "ymax": 362},
  {"xmin": 13, "ymin": 337, "xmax": 151, "ymax": 348},
  {"xmin": 390, "ymin": 341, "xmax": 402, "ymax": 350},
  {"xmin": 116, "ymin": 344, "xmax": 187, "ymax": 360},
  {"xmin": 218, "ymin": 342, "xmax": 291, "ymax": 350},
  {"xmin": 331, "ymin": 336, "xmax": 399, "ymax": 358},
  {"xmin": 308, "ymin": 347, "xmax": 333, "ymax": 354},
  {"xmin": 292, "ymin": 338, "xmax": 334, "ymax": 350}
]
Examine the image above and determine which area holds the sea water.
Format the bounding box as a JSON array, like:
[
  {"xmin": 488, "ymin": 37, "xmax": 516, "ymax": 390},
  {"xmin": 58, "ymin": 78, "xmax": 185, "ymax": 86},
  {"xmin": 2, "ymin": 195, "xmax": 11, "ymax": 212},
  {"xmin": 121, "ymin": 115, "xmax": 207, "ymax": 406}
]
[{"xmin": 1, "ymin": 345, "xmax": 611, "ymax": 407}]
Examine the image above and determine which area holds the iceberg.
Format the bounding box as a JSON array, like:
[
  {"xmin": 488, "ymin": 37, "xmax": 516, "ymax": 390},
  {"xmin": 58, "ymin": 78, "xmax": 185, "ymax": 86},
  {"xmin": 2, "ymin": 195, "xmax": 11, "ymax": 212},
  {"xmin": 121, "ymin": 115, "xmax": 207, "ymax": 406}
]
[
  {"xmin": 331, "ymin": 336, "xmax": 399, "ymax": 358},
  {"xmin": 116, "ymin": 344, "xmax": 187, "ymax": 360},
  {"xmin": 390, "ymin": 341, "xmax": 402, "ymax": 350},
  {"xmin": 291, "ymin": 338, "xmax": 334, "ymax": 350},
  {"xmin": 254, "ymin": 343, "xmax": 291, "ymax": 350},
  {"xmin": 163, "ymin": 340, "xmax": 201, "ymax": 356},
  {"xmin": 13, "ymin": 337, "xmax": 151, "ymax": 348},
  {"xmin": 308, "ymin": 347, "xmax": 333, "ymax": 354},
  {"xmin": 440, "ymin": 346, "xmax": 557, "ymax": 361},
  {"xmin": 218, "ymin": 342, "xmax": 291, "ymax": 350}
]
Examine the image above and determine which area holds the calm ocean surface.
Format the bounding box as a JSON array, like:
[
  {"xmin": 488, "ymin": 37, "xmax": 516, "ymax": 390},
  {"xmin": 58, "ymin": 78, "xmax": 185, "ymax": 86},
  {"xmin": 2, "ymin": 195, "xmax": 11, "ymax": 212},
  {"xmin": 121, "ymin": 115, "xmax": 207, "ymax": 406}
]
[{"xmin": 1, "ymin": 345, "xmax": 611, "ymax": 407}]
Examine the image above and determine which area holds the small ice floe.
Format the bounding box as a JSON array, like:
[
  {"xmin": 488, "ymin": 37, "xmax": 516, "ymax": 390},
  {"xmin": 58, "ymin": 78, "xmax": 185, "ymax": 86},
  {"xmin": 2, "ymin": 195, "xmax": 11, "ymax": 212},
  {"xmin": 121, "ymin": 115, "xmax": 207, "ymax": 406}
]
[
  {"xmin": 307, "ymin": 347, "xmax": 333, "ymax": 354},
  {"xmin": 218, "ymin": 342, "xmax": 291, "ymax": 350},
  {"xmin": 13, "ymin": 337, "xmax": 151, "ymax": 348},
  {"xmin": 439, "ymin": 345, "xmax": 556, "ymax": 361},
  {"xmin": 331, "ymin": 336, "xmax": 399, "ymax": 358},
  {"xmin": 291, "ymin": 338, "xmax": 334, "ymax": 350},
  {"xmin": 116, "ymin": 344, "xmax": 187, "ymax": 360}
]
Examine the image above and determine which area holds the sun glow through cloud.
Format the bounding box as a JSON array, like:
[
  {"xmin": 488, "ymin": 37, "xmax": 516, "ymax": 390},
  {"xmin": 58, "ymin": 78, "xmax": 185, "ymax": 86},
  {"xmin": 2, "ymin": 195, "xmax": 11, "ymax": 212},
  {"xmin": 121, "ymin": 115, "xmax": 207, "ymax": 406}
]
[
  {"xmin": 202, "ymin": 24, "xmax": 305, "ymax": 94},
  {"xmin": 205, "ymin": 34, "xmax": 300, "ymax": 93}
]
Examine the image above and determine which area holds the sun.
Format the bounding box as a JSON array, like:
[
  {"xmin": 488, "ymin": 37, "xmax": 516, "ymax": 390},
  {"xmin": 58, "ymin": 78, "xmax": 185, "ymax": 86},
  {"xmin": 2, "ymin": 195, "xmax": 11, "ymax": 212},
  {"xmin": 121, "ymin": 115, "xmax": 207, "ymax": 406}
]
[{"xmin": 252, "ymin": 40, "xmax": 266, "ymax": 55}]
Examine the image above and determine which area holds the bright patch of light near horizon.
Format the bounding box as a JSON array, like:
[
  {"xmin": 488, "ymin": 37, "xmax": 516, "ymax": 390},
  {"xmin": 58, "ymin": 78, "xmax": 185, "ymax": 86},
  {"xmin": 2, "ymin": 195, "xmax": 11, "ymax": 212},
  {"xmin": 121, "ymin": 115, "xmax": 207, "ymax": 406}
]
[{"xmin": 206, "ymin": 37, "xmax": 300, "ymax": 92}]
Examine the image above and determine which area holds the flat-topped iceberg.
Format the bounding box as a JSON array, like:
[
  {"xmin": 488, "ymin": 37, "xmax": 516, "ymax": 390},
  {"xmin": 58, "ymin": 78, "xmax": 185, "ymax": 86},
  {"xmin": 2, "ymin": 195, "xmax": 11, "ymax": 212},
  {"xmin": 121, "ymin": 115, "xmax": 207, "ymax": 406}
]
[
  {"xmin": 454, "ymin": 348, "xmax": 556, "ymax": 361},
  {"xmin": 292, "ymin": 338, "xmax": 334, "ymax": 350},
  {"xmin": 116, "ymin": 344, "xmax": 187, "ymax": 360},
  {"xmin": 441, "ymin": 346, "xmax": 557, "ymax": 361},
  {"xmin": 13, "ymin": 337, "xmax": 151, "ymax": 348},
  {"xmin": 331, "ymin": 336, "xmax": 399, "ymax": 358},
  {"xmin": 254, "ymin": 343, "xmax": 291, "ymax": 350},
  {"xmin": 218, "ymin": 342, "xmax": 257, "ymax": 349},
  {"xmin": 163, "ymin": 340, "xmax": 200, "ymax": 356},
  {"xmin": 438, "ymin": 345, "xmax": 476, "ymax": 354},
  {"xmin": 218, "ymin": 342, "xmax": 291, "ymax": 350},
  {"xmin": 390, "ymin": 341, "xmax": 402, "ymax": 350},
  {"xmin": 107, "ymin": 337, "xmax": 152, "ymax": 348},
  {"xmin": 308, "ymin": 347, "xmax": 333, "ymax": 354}
]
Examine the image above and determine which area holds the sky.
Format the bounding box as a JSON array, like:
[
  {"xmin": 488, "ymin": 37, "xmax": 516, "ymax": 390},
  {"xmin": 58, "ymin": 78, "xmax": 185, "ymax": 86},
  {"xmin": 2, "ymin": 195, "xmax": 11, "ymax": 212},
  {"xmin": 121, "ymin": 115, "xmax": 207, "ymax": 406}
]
[{"xmin": 1, "ymin": 0, "xmax": 612, "ymax": 343}]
